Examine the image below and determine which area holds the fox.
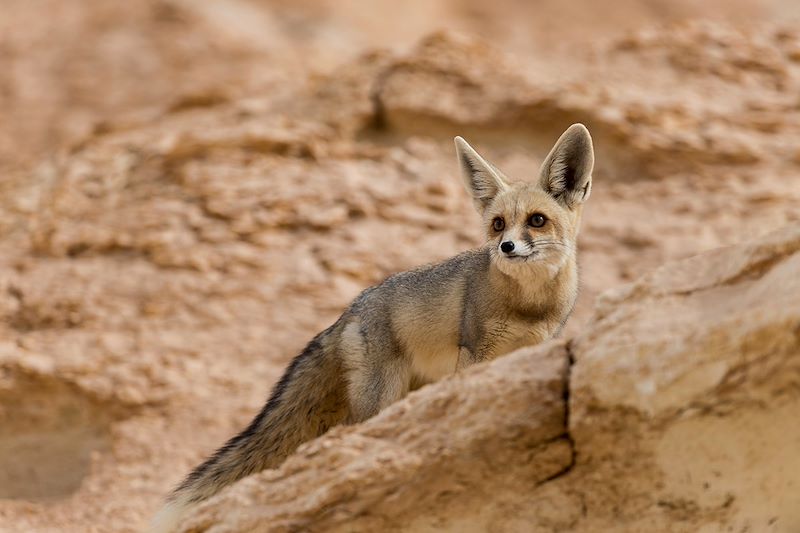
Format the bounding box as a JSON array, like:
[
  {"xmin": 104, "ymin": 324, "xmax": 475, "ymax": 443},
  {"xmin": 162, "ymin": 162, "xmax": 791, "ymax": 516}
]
[{"xmin": 152, "ymin": 123, "xmax": 594, "ymax": 532}]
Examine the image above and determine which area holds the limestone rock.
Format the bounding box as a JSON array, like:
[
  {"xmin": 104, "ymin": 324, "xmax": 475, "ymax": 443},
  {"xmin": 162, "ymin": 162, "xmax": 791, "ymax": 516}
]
[
  {"xmin": 567, "ymin": 223, "xmax": 800, "ymax": 532},
  {"xmin": 181, "ymin": 342, "xmax": 572, "ymax": 533}
]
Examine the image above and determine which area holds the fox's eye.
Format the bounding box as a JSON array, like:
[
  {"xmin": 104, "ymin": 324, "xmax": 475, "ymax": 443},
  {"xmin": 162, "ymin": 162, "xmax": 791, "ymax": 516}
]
[
  {"xmin": 492, "ymin": 217, "xmax": 505, "ymax": 232},
  {"xmin": 528, "ymin": 213, "xmax": 547, "ymax": 228}
]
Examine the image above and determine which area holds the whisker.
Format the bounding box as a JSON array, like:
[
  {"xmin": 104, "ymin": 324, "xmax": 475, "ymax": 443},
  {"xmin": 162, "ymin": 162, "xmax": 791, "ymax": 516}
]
[{"xmin": 532, "ymin": 240, "xmax": 573, "ymax": 249}]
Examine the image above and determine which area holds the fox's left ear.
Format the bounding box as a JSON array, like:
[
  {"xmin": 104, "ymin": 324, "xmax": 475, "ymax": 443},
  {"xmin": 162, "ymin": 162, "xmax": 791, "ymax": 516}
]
[{"xmin": 538, "ymin": 123, "xmax": 594, "ymax": 208}]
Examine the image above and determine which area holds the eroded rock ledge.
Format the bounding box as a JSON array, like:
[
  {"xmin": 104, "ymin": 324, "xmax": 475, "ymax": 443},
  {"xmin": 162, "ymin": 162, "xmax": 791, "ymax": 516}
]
[
  {"xmin": 182, "ymin": 342, "xmax": 572, "ymax": 533},
  {"xmin": 182, "ymin": 224, "xmax": 800, "ymax": 533}
]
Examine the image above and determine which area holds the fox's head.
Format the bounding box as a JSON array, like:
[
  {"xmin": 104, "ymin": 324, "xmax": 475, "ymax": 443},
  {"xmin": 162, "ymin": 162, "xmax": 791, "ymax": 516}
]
[{"xmin": 455, "ymin": 124, "xmax": 594, "ymax": 278}]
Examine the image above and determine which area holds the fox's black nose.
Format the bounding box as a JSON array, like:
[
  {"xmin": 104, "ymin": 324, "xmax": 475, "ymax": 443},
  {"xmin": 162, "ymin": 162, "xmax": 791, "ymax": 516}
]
[{"xmin": 500, "ymin": 241, "xmax": 515, "ymax": 254}]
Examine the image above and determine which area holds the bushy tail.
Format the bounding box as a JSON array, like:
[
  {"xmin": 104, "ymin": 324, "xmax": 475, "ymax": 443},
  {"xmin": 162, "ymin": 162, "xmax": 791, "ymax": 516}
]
[{"xmin": 151, "ymin": 326, "xmax": 348, "ymax": 532}]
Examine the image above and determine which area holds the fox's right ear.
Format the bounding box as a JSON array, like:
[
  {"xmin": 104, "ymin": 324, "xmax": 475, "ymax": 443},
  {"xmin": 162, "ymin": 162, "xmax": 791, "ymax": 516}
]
[{"xmin": 454, "ymin": 136, "xmax": 509, "ymax": 213}]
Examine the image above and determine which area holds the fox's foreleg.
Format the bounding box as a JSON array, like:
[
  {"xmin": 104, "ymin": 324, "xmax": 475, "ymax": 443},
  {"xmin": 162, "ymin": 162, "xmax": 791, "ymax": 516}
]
[
  {"xmin": 340, "ymin": 319, "xmax": 410, "ymax": 423},
  {"xmin": 456, "ymin": 346, "xmax": 480, "ymax": 371}
]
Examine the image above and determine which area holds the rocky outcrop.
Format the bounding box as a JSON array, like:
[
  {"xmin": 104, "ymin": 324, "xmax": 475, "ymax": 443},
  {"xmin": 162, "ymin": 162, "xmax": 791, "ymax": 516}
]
[
  {"xmin": 183, "ymin": 342, "xmax": 572, "ymax": 533},
  {"xmin": 567, "ymin": 223, "xmax": 800, "ymax": 532},
  {"xmin": 183, "ymin": 224, "xmax": 800, "ymax": 533}
]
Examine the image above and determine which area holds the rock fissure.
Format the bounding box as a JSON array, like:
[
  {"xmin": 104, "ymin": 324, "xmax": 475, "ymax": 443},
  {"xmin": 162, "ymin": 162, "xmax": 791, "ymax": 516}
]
[
  {"xmin": 537, "ymin": 340, "xmax": 578, "ymax": 486},
  {"xmin": 561, "ymin": 340, "xmax": 578, "ymax": 475}
]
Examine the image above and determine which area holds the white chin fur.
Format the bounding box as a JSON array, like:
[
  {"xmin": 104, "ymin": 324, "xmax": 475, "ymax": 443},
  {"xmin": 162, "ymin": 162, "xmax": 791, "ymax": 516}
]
[{"xmin": 493, "ymin": 251, "xmax": 563, "ymax": 281}]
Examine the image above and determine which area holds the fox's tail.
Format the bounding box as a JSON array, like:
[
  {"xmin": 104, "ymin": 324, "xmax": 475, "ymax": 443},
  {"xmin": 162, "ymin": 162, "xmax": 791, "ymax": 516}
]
[{"xmin": 151, "ymin": 324, "xmax": 348, "ymax": 532}]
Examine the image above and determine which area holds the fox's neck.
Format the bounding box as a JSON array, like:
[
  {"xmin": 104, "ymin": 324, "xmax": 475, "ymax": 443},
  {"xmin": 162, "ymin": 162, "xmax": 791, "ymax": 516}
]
[{"xmin": 488, "ymin": 253, "xmax": 578, "ymax": 317}]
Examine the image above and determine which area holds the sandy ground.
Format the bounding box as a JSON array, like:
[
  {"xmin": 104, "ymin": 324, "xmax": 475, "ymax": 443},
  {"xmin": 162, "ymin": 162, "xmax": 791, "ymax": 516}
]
[{"xmin": 1, "ymin": 1, "xmax": 800, "ymax": 531}]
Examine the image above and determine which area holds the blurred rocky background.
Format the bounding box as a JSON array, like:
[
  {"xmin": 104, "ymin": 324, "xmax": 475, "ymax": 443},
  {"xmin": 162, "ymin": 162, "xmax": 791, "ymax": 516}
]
[{"xmin": 1, "ymin": 1, "xmax": 799, "ymax": 531}]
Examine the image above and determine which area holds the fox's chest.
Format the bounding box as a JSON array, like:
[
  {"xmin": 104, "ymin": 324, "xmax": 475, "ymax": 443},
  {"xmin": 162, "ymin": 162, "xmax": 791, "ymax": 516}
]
[
  {"xmin": 408, "ymin": 333, "xmax": 460, "ymax": 384},
  {"xmin": 407, "ymin": 316, "xmax": 557, "ymax": 384}
]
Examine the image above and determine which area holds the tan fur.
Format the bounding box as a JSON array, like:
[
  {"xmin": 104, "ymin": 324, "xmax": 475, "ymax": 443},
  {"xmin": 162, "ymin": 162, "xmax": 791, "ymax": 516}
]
[{"xmin": 152, "ymin": 124, "xmax": 594, "ymax": 532}]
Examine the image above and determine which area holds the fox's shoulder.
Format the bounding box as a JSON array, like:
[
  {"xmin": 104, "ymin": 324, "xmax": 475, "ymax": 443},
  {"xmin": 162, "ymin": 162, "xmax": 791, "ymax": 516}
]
[
  {"xmin": 348, "ymin": 247, "xmax": 489, "ymax": 309},
  {"xmin": 387, "ymin": 247, "xmax": 490, "ymax": 286}
]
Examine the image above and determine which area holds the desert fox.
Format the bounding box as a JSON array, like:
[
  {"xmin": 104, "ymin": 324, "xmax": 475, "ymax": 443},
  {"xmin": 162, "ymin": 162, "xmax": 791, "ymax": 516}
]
[{"xmin": 153, "ymin": 123, "xmax": 594, "ymax": 531}]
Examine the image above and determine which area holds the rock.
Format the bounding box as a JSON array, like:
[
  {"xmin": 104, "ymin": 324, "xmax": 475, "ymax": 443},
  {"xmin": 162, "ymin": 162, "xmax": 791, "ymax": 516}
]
[
  {"xmin": 181, "ymin": 341, "xmax": 572, "ymax": 533},
  {"xmin": 566, "ymin": 223, "xmax": 800, "ymax": 532}
]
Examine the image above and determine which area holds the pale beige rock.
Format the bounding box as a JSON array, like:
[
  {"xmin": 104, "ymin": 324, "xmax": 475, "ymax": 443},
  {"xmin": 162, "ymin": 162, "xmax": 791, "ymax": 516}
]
[
  {"xmin": 565, "ymin": 223, "xmax": 800, "ymax": 532},
  {"xmin": 181, "ymin": 342, "xmax": 572, "ymax": 533}
]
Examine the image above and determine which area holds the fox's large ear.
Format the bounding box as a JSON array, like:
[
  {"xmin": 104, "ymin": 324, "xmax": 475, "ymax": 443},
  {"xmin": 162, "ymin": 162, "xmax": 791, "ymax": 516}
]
[
  {"xmin": 454, "ymin": 136, "xmax": 509, "ymax": 213},
  {"xmin": 538, "ymin": 123, "xmax": 594, "ymax": 208}
]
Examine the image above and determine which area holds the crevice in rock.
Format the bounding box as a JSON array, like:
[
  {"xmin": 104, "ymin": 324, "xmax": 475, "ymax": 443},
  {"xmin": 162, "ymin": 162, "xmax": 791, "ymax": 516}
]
[
  {"xmin": 564, "ymin": 340, "xmax": 577, "ymax": 467},
  {"xmin": 364, "ymin": 62, "xmax": 399, "ymax": 134},
  {"xmin": 539, "ymin": 341, "xmax": 578, "ymax": 484}
]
